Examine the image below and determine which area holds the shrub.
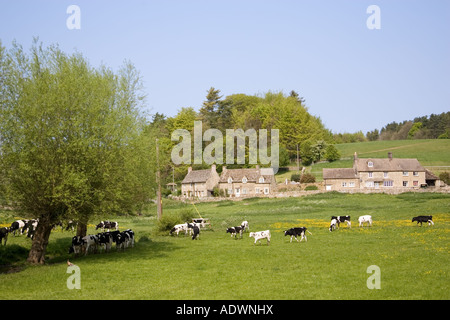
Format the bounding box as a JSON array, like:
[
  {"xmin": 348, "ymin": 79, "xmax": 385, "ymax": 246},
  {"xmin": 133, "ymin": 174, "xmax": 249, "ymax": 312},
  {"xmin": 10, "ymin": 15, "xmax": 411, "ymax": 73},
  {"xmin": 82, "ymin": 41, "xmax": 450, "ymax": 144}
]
[
  {"xmin": 290, "ymin": 174, "xmax": 300, "ymax": 182},
  {"xmin": 439, "ymin": 172, "xmax": 450, "ymax": 185},
  {"xmin": 300, "ymin": 173, "xmax": 316, "ymax": 183},
  {"xmin": 304, "ymin": 185, "xmax": 318, "ymax": 191}
]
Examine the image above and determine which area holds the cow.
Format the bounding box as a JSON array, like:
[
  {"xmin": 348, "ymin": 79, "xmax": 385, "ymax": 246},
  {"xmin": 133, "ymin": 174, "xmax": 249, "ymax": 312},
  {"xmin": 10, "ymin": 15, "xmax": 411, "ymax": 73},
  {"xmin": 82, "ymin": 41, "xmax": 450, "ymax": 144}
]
[
  {"xmin": 25, "ymin": 219, "xmax": 39, "ymax": 239},
  {"xmin": 121, "ymin": 229, "xmax": 135, "ymax": 248},
  {"xmin": 170, "ymin": 223, "xmax": 188, "ymax": 236},
  {"xmin": 65, "ymin": 220, "xmax": 77, "ymax": 232},
  {"xmin": 9, "ymin": 220, "xmax": 26, "ymax": 236},
  {"xmin": 191, "ymin": 225, "xmax": 200, "ymax": 240},
  {"xmin": 329, "ymin": 218, "xmax": 338, "ymax": 232},
  {"xmin": 331, "ymin": 215, "xmax": 351, "ymax": 228},
  {"xmin": 0, "ymin": 227, "xmax": 9, "ymax": 246},
  {"xmin": 284, "ymin": 227, "xmax": 312, "ymax": 242},
  {"xmin": 82, "ymin": 234, "xmax": 99, "ymax": 255},
  {"xmin": 97, "ymin": 232, "xmax": 113, "ymax": 252},
  {"xmin": 95, "ymin": 221, "xmax": 119, "ymax": 232},
  {"xmin": 358, "ymin": 215, "xmax": 372, "ymax": 227},
  {"xmin": 412, "ymin": 215, "xmax": 434, "ymax": 227},
  {"xmin": 68, "ymin": 235, "xmax": 86, "ymax": 255},
  {"xmin": 241, "ymin": 221, "xmax": 249, "ymax": 232},
  {"xmin": 226, "ymin": 226, "xmax": 244, "ymax": 239},
  {"xmin": 249, "ymin": 230, "xmax": 271, "ymax": 245}
]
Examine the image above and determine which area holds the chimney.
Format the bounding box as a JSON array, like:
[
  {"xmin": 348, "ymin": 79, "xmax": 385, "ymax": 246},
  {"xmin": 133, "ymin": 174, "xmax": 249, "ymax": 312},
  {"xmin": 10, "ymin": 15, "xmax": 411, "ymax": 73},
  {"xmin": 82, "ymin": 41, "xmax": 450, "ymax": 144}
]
[
  {"xmin": 188, "ymin": 166, "xmax": 192, "ymax": 173},
  {"xmin": 388, "ymin": 152, "xmax": 393, "ymax": 160},
  {"xmin": 211, "ymin": 164, "xmax": 216, "ymax": 173},
  {"xmin": 353, "ymin": 152, "xmax": 358, "ymax": 161}
]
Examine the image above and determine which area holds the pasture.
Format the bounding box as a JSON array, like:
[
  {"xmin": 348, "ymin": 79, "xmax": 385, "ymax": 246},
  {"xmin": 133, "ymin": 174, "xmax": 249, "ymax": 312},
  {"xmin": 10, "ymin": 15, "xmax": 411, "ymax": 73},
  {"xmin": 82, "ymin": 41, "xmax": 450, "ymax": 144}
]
[{"xmin": 0, "ymin": 192, "xmax": 449, "ymax": 300}]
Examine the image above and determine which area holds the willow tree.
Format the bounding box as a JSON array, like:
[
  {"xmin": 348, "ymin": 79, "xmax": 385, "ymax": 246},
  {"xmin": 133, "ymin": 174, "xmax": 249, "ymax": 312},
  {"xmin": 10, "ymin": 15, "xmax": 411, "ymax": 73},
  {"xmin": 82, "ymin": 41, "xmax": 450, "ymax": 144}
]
[{"xmin": 0, "ymin": 40, "xmax": 152, "ymax": 264}]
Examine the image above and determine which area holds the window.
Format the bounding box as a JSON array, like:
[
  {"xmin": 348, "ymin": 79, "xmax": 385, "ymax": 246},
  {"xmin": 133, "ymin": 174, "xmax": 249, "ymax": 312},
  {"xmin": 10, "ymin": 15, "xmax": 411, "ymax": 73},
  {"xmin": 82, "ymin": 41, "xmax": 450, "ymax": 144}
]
[
  {"xmin": 341, "ymin": 182, "xmax": 347, "ymax": 187},
  {"xmin": 368, "ymin": 161, "xmax": 373, "ymax": 167},
  {"xmin": 383, "ymin": 181, "xmax": 393, "ymax": 187},
  {"xmin": 255, "ymin": 187, "xmax": 260, "ymax": 194},
  {"xmin": 413, "ymin": 171, "xmax": 419, "ymax": 176},
  {"xmin": 368, "ymin": 172, "xmax": 373, "ymax": 178},
  {"xmin": 242, "ymin": 177, "xmax": 247, "ymax": 183},
  {"xmin": 227, "ymin": 177, "xmax": 232, "ymax": 184},
  {"xmin": 403, "ymin": 171, "xmax": 409, "ymax": 176},
  {"xmin": 366, "ymin": 181, "xmax": 374, "ymax": 188},
  {"xmin": 349, "ymin": 182, "xmax": 355, "ymax": 187},
  {"xmin": 264, "ymin": 188, "xmax": 269, "ymax": 194},
  {"xmin": 228, "ymin": 188, "xmax": 233, "ymax": 194},
  {"xmin": 384, "ymin": 172, "xmax": 388, "ymax": 178},
  {"xmin": 242, "ymin": 188, "xmax": 248, "ymax": 194},
  {"xmin": 403, "ymin": 181, "xmax": 408, "ymax": 187},
  {"xmin": 413, "ymin": 181, "xmax": 418, "ymax": 187},
  {"xmin": 259, "ymin": 177, "xmax": 264, "ymax": 183}
]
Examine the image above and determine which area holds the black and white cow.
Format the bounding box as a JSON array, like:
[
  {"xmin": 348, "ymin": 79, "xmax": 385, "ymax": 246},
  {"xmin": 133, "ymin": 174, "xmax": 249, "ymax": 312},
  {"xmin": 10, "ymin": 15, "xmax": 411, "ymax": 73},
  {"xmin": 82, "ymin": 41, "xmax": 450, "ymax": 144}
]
[
  {"xmin": 82, "ymin": 234, "xmax": 99, "ymax": 255},
  {"xmin": 95, "ymin": 221, "xmax": 119, "ymax": 232},
  {"xmin": 9, "ymin": 220, "xmax": 26, "ymax": 236},
  {"xmin": 68, "ymin": 235, "xmax": 86, "ymax": 254},
  {"xmin": 97, "ymin": 232, "xmax": 113, "ymax": 252},
  {"xmin": 412, "ymin": 215, "xmax": 434, "ymax": 227},
  {"xmin": 191, "ymin": 225, "xmax": 200, "ymax": 240},
  {"xmin": 25, "ymin": 219, "xmax": 39, "ymax": 239},
  {"xmin": 170, "ymin": 223, "xmax": 188, "ymax": 236},
  {"xmin": 331, "ymin": 215, "xmax": 351, "ymax": 228},
  {"xmin": 329, "ymin": 218, "xmax": 338, "ymax": 232},
  {"xmin": 284, "ymin": 227, "xmax": 312, "ymax": 242},
  {"xmin": 1, "ymin": 227, "xmax": 9, "ymax": 246},
  {"xmin": 226, "ymin": 226, "xmax": 244, "ymax": 239},
  {"xmin": 121, "ymin": 229, "xmax": 135, "ymax": 248},
  {"xmin": 249, "ymin": 230, "xmax": 271, "ymax": 245}
]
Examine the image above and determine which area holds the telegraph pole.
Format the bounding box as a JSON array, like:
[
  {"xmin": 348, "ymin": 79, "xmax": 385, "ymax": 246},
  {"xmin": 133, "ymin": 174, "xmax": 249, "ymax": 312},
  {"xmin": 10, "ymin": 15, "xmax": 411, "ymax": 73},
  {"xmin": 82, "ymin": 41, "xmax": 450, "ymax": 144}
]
[{"xmin": 156, "ymin": 138, "xmax": 162, "ymax": 219}]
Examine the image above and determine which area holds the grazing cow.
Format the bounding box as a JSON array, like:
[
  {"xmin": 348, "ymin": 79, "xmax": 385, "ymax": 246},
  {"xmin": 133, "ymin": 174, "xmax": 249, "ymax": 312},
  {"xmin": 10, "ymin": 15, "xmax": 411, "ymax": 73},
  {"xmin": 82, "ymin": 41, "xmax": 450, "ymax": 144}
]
[
  {"xmin": 68, "ymin": 235, "xmax": 86, "ymax": 254},
  {"xmin": 9, "ymin": 220, "xmax": 26, "ymax": 236},
  {"xmin": 65, "ymin": 220, "xmax": 77, "ymax": 232},
  {"xmin": 358, "ymin": 215, "xmax": 372, "ymax": 227},
  {"xmin": 241, "ymin": 221, "xmax": 249, "ymax": 232},
  {"xmin": 97, "ymin": 232, "xmax": 113, "ymax": 252},
  {"xmin": 82, "ymin": 235, "xmax": 99, "ymax": 255},
  {"xmin": 284, "ymin": 227, "xmax": 312, "ymax": 242},
  {"xmin": 25, "ymin": 219, "xmax": 39, "ymax": 239},
  {"xmin": 329, "ymin": 218, "xmax": 338, "ymax": 232},
  {"xmin": 170, "ymin": 223, "xmax": 188, "ymax": 236},
  {"xmin": 226, "ymin": 226, "xmax": 244, "ymax": 239},
  {"xmin": 1, "ymin": 227, "xmax": 9, "ymax": 245},
  {"xmin": 191, "ymin": 225, "xmax": 200, "ymax": 240},
  {"xmin": 123, "ymin": 229, "xmax": 135, "ymax": 248},
  {"xmin": 412, "ymin": 215, "xmax": 434, "ymax": 227},
  {"xmin": 331, "ymin": 215, "xmax": 351, "ymax": 228},
  {"xmin": 249, "ymin": 230, "xmax": 271, "ymax": 245},
  {"xmin": 96, "ymin": 221, "xmax": 119, "ymax": 232}
]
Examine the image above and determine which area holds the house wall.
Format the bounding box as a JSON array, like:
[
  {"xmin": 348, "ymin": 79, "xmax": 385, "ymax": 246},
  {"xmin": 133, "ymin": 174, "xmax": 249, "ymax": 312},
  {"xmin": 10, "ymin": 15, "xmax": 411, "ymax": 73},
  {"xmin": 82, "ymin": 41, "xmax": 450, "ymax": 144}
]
[
  {"xmin": 324, "ymin": 178, "xmax": 360, "ymax": 191},
  {"xmin": 359, "ymin": 171, "xmax": 425, "ymax": 189},
  {"xmin": 218, "ymin": 181, "xmax": 273, "ymax": 197}
]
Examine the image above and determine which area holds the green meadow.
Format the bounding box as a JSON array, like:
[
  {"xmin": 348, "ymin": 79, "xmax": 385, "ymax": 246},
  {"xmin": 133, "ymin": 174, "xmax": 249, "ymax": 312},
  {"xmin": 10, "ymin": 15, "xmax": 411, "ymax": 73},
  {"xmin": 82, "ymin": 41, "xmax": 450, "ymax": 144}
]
[{"xmin": 1, "ymin": 192, "xmax": 449, "ymax": 300}]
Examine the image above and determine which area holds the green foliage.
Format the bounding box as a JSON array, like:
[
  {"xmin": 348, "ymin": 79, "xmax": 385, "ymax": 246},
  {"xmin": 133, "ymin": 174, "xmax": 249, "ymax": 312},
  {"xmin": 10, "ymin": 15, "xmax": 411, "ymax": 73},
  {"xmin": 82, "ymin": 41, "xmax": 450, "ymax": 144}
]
[
  {"xmin": 300, "ymin": 173, "xmax": 316, "ymax": 183},
  {"xmin": 304, "ymin": 185, "xmax": 318, "ymax": 190},
  {"xmin": 290, "ymin": 173, "xmax": 300, "ymax": 182},
  {"xmin": 324, "ymin": 144, "xmax": 341, "ymax": 162},
  {"xmin": 439, "ymin": 172, "xmax": 450, "ymax": 185}
]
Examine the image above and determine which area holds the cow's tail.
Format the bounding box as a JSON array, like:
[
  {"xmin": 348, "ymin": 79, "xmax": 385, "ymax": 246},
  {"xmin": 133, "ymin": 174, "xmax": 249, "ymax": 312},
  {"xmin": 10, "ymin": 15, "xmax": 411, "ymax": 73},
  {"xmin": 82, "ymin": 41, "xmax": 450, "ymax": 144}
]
[{"xmin": 306, "ymin": 230, "xmax": 313, "ymax": 235}]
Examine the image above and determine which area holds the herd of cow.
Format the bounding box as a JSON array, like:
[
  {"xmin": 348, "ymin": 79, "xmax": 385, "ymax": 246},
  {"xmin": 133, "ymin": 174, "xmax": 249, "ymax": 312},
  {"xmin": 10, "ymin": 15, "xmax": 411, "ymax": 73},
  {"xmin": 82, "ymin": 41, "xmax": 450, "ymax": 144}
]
[
  {"xmin": 168, "ymin": 214, "xmax": 436, "ymax": 246},
  {"xmin": 0, "ymin": 214, "xmax": 436, "ymax": 249}
]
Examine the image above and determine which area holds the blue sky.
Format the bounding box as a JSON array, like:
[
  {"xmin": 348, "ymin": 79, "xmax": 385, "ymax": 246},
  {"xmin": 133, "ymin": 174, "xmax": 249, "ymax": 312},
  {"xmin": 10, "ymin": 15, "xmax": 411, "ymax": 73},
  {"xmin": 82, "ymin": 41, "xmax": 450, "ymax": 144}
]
[{"xmin": 1, "ymin": 0, "xmax": 449, "ymax": 133}]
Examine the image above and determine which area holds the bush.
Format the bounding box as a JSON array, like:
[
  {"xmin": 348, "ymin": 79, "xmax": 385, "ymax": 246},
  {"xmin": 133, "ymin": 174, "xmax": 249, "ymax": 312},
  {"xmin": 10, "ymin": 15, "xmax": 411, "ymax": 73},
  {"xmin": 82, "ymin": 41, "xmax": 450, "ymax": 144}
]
[
  {"xmin": 290, "ymin": 174, "xmax": 300, "ymax": 182},
  {"xmin": 439, "ymin": 172, "xmax": 450, "ymax": 185},
  {"xmin": 304, "ymin": 185, "xmax": 318, "ymax": 191},
  {"xmin": 155, "ymin": 209, "xmax": 195, "ymax": 234},
  {"xmin": 300, "ymin": 173, "xmax": 316, "ymax": 183}
]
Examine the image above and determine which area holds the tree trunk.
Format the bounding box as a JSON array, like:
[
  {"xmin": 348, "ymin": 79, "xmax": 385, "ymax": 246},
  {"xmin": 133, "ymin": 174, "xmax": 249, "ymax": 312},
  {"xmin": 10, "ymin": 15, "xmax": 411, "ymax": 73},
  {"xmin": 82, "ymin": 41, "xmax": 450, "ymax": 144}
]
[
  {"xmin": 27, "ymin": 218, "xmax": 53, "ymax": 265},
  {"xmin": 76, "ymin": 221, "xmax": 87, "ymax": 238}
]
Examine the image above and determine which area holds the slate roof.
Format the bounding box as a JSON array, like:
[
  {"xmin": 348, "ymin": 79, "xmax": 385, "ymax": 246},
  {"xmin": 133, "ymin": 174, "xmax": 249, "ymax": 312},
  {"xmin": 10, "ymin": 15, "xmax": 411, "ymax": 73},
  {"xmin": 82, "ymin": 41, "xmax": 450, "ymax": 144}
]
[
  {"xmin": 219, "ymin": 167, "xmax": 275, "ymax": 184},
  {"xmin": 182, "ymin": 169, "xmax": 213, "ymax": 184},
  {"xmin": 323, "ymin": 168, "xmax": 358, "ymax": 180},
  {"xmin": 354, "ymin": 158, "xmax": 425, "ymax": 172}
]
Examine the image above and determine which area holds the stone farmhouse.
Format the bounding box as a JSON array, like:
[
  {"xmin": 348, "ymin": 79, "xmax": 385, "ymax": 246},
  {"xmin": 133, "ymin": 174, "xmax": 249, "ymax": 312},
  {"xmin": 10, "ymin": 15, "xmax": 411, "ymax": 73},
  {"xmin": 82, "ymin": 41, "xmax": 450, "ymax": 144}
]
[
  {"xmin": 323, "ymin": 152, "xmax": 439, "ymax": 191},
  {"xmin": 181, "ymin": 165, "xmax": 276, "ymax": 198}
]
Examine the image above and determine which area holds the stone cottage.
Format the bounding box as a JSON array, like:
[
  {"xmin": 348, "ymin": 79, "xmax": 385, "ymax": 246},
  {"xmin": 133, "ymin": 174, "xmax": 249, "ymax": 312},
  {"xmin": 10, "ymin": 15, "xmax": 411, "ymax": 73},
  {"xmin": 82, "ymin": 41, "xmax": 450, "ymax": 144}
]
[
  {"xmin": 181, "ymin": 165, "xmax": 220, "ymax": 198},
  {"xmin": 218, "ymin": 166, "xmax": 276, "ymax": 197},
  {"xmin": 323, "ymin": 152, "xmax": 428, "ymax": 191}
]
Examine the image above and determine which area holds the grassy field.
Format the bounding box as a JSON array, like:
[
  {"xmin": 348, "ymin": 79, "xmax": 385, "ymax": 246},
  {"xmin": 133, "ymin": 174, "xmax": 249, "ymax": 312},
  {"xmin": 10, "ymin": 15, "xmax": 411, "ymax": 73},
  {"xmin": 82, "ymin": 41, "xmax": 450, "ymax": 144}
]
[{"xmin": 1, "ymin": 192, "xmax": 449, "ymax": 300}]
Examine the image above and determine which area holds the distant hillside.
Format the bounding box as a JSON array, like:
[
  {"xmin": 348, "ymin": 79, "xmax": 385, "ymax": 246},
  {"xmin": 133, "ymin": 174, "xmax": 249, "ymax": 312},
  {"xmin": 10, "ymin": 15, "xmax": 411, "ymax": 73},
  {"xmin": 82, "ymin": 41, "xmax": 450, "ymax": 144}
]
[{"xmin": 366, "ymin": 111, "xmax": 450, "ymax": 141}]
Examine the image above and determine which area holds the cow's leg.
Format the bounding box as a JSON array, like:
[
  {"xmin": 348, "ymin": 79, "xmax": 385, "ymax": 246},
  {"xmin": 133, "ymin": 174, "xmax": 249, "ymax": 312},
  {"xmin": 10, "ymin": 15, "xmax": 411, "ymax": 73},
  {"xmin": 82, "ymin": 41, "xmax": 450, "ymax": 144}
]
[{"xmin": 428, "ymin": 220, "xmax": 434, "ymax": 226}]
